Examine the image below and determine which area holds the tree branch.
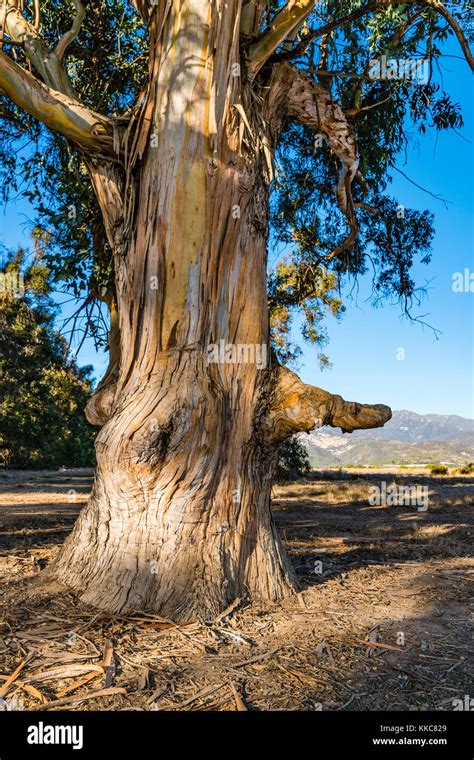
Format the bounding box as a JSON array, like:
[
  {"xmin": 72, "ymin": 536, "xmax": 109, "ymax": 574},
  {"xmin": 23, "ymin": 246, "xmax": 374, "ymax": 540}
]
[
  {"xmin": 265, "ymin": 366, "xmax": 392, "ymax": 443},
  {"xmin": 0, "ymin": 50, "xmax": 117, "ymax": 154},
  {"xmin": 272, "ymin": 2, "xmax": 381, "ymax": 62},
  {"xmin": 32, "ymin": 0, "xmax": 41, "ymax": 29},
  {"xmin": 282, "ymin": 63, "xmax": 360, "ymax": 253},
  {"xmin": 0, "ymin": 0, "xmax": 75, "ymax": 95},
  {"xmin": 271, "ymin": 0, "xmax": 474, "ymax": 72},
  {"xmin": 426, "ymin": 0, "xmax": 474, "ymax": 71},
  {"xmin": 55, "ymin": 0, "xmax": 86, "ymax": 61},
  {"xmin": 247, "ymin": 0, "xmax": 318, "ymax": 75},
  {"xmin": 346, "ymin": 9, "xmax": 424, "ymax": 118}
]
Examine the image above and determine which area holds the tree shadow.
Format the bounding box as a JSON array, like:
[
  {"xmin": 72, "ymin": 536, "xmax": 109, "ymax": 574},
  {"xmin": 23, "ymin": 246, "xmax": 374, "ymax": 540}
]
[{"xmin": 272, "ymin": 470, "xmax": 473, "ymax": 590}]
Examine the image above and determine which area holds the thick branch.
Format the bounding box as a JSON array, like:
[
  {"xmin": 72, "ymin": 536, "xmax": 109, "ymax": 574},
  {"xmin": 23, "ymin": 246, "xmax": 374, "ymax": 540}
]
[
  {"xmin": 0, "ymin": 50, "xmax": 116, "ymax": 153},
  {"xmin": 248, "ymin": 0, "xmax": 317, "ymax": 75},
  {"xmin": 32, "ymin": 0, "xmax": 41, "ymax": 29},
  {"xmin": 0, "ymin": 0, "xmax": 74, "ymax": 95},
  {"xmin": 55, "ymin": 0, "xmax": 86, "ymax": 61},
  {"xmin": 241, "ymin": 1, "xmax": 259, "ymax": 37},
  {"xmin": 284, "ymin": 64, "xmax": 359, "ymax": 214},
  {"xmin": 279, "ymin": 63, "xmax": 359, "ymax": 256},
  {"xmin": 265, "ymin": 366, "xmax": 392, "ymax": 443}
]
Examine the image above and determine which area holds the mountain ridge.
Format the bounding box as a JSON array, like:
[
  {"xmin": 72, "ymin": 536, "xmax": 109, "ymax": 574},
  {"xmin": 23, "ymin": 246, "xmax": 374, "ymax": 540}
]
[{"xmin": 302, "ymin": 410, "xmax": 474, "ymax": 466}]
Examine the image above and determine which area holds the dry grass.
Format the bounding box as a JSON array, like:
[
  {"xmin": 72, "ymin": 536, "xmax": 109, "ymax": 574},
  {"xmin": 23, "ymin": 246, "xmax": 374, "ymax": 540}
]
[{"xmin": 0, "ymin": 467, "xmax": 472, "ymax": 712}]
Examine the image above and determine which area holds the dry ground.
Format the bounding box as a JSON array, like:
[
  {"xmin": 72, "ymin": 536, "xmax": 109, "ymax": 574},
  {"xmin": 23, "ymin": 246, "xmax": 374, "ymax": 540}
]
[{"xmin": 0, "ymin": 467, "xmax": 472, "ymax": 711}]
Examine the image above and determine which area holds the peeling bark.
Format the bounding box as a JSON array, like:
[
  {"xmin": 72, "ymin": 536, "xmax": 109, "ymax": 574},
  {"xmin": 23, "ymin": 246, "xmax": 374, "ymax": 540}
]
[
  {"xmin": 282, "ymin": 63, "xmax": 360, "ymax": 221},
  {"xmin": 1, "ymin": 0, "xmax": 393, "ymax": 621},
  {"xmin": 53, "ymin": 0, "xmax": 300, "ymax": 620}
]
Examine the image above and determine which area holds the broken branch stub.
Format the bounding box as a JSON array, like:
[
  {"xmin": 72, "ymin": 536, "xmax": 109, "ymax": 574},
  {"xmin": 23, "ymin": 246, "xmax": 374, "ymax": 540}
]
[{"xmin": 265, "ymin": 367, "xmax": 392, "ymax": 443}]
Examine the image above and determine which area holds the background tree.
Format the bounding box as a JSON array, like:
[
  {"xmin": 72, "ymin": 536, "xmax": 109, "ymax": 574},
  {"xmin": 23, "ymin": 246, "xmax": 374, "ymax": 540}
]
[
  {"xmin": 0, "ymin": 0, "xmax": 471, "ymax": 620},
  {"xmin": 276, "ymin": 437, "xmax": 311, "ymax": 479},
  {"xmin": 0, "ymin": 248, "xmax": 95, "ymax": 468}
]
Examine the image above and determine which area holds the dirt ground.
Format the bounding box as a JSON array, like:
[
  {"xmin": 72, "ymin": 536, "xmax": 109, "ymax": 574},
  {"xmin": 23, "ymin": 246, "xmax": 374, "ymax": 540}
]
[{"xmin": 0, "ymin": 467, "xmax": 472, "ymax": 711}]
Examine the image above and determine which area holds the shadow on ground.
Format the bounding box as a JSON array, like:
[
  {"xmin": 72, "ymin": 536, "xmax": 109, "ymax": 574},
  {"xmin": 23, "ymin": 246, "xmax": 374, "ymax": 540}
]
[{"xmin": 0, "ymin": 467, "xmax": 472, "ymax": 710}]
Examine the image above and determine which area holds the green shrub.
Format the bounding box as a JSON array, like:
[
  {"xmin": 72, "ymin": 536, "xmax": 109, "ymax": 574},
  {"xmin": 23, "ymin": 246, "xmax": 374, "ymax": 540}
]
[
  {"xmin": 456, "ymin": 463, "xmax": 474, "ymax": 475},
  {"xmin": 427, "ymin": 463, "xmax": 449, "ymax": 475}
]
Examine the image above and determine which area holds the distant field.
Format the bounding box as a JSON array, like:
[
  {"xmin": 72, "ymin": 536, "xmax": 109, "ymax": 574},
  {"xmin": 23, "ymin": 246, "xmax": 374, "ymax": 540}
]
[{"xmin": 0, "ymin": 467, "xmax": 472, "ymax": 711}]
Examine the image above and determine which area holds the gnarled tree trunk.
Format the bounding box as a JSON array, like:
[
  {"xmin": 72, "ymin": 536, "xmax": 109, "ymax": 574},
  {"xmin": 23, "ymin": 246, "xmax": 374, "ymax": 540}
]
[
  {"xmin": 0, "ymin": 0, "xmax": 391, "ymax": 621},
  {"xmin": 53, "ymin": 3, "xmax": 298, "ymax": 620},
  {"xmin": 52, "ymin": 1, "xmax": 391, "ymax": 621}
]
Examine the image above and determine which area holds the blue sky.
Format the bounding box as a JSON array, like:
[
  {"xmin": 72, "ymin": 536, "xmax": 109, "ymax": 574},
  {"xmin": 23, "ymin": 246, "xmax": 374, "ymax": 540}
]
[
  {"xmin": 292, "ymin": 50, "xmax": 474, "ymax": 418},
  {"xmin": 1, "ymin": 44, "xmax": 473, "ymax": 418}
]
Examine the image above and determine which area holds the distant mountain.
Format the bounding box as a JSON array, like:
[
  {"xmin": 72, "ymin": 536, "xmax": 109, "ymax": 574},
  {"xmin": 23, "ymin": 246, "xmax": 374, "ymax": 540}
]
[{"xmin": 301, "ymin": 410, "xmax": 474, "ymax": 467}]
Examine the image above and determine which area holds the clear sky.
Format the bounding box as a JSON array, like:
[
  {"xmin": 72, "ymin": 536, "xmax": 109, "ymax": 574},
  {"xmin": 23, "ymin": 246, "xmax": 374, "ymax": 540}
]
[
  {"xmin": 291, "ymin": 46, "xmax": 474, "ymax": 419},
  {"xmin": 1, "ymin": 44, "xmax": 473, "ymax": 419}
]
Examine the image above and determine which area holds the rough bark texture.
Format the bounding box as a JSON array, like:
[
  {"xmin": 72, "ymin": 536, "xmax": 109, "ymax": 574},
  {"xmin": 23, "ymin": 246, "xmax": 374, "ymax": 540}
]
[
  {"xmin": 53, "ymin": 0, "xmax": 299, "ymax": 620},
  {"xmin": 1, "ymin": 0, "xmax": 393, "ymax": 621}
]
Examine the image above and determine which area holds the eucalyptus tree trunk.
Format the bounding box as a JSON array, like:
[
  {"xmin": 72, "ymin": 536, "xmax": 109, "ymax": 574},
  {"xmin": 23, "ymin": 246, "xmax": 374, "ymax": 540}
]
[
  {"xmin": 54, "ymin": 1, "xmax": 298, "ymax": 620},
  {"xmin": 0, "ymin": 0, "xmax": 391, "ymax": 621}
]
